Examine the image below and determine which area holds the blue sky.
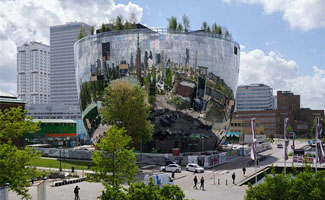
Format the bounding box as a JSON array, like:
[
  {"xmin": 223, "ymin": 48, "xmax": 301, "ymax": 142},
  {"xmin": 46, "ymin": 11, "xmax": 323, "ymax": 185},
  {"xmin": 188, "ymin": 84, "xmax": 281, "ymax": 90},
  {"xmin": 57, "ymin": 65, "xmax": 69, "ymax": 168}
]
[{"xmin": 0, "ymin": 0, "xmax": 324, "ymax": 109}]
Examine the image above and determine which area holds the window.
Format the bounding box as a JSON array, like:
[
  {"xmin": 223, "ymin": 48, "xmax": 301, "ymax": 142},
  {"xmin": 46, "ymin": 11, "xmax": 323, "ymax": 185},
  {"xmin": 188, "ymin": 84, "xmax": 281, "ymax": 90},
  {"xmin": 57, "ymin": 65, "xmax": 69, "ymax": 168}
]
[{"xmin": 234, "ymin": 46, "xmax": 238, "ymax": 55}]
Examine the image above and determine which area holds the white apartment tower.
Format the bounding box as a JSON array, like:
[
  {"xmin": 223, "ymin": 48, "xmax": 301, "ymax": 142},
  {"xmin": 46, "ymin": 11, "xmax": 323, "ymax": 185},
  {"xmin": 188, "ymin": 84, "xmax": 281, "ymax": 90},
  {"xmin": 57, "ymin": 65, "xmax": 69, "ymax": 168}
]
[
  {"xmin": 50, "ymin": 22, "xmax": 90, "ymax": 105},
  {"xmin": 17, "ymin": 42, "xmax": 50, "ymax": 104},
  {"xmin": 235, "ymin": 84, "xmax": 273, "ymax": 111}
]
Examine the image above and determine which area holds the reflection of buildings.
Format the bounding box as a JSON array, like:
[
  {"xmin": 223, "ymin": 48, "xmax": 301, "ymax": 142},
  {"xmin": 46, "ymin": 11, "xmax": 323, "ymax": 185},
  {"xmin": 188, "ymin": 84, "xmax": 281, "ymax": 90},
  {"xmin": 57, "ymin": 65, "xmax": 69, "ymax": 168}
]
[
  {"xmin": 17, "ymin": 42, "xmax": 50, "ymax": 105},
  {"xmin": 74, "ymin": 25, "xmax": 240, "ymax": 150},
  {"xmin": 235, "ymin": 84, "xmax": 273, "ymax": 111}
]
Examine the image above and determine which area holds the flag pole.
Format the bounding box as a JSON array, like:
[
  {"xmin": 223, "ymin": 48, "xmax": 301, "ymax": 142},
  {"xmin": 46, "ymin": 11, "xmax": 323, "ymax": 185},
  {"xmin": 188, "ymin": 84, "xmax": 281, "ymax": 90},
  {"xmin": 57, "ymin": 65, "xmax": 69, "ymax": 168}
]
[
  {"xmin": 315, "ymin": 118, "xmax": 319, "ymax": 172},
  {"xmin": 255, "ymin": 149, "xmax": 257, "ymax": 184}
]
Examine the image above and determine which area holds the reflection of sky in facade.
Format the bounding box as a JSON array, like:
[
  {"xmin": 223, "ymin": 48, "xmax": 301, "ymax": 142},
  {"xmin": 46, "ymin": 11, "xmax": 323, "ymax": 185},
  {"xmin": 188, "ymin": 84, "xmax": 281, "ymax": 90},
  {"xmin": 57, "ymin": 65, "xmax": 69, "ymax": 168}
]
[{"xmin": 74, "ymin": 29, "xmax": 240, "ymax": 98}]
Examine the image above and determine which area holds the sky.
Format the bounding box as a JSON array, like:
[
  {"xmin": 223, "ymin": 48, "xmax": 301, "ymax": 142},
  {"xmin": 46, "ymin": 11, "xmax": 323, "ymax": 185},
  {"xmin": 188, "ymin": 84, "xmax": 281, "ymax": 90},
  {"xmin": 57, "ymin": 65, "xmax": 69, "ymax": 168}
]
[{"xmin": 0, "ymin": 0, "xmax": 324, "ymax": 109}]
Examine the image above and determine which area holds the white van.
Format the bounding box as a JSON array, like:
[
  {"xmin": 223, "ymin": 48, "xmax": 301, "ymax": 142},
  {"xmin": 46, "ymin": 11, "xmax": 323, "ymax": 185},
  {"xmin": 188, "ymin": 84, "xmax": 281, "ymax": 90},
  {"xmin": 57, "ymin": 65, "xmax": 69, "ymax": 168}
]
[{"xmin": 144, "ymin": 173, "xmax": 174, "ymax": 187}]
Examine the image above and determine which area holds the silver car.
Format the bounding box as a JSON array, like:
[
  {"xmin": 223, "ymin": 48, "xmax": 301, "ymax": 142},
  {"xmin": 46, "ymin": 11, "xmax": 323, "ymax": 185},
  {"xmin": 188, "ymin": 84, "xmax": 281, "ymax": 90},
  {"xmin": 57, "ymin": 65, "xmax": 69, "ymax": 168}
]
[
  {"xmin": 186, "ymin": 163, "xmax": 204, "ymax": 173},
  {"xmin": 160, "ymin": 164, "xmax": 182, "ymax": 173}
]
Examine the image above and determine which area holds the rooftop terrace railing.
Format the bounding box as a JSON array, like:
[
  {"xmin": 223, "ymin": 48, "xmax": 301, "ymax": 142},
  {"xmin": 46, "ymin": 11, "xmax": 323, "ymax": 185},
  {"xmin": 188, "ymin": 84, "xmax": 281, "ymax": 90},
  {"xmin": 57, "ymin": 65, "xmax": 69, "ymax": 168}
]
[{"xmin": 77, "ymin": 28, "xmax": 236, "ymax": 45}]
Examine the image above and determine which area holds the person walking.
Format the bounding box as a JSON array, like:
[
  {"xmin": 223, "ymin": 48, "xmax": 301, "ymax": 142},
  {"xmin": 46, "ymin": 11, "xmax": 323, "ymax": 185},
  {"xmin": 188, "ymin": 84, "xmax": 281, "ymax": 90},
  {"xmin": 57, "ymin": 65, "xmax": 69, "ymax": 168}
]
[
  {"xmin": 232, "ymin": 172, "xmax": 236, "ymax": 184},
  {"xmin": 193, "ymin": 176, "xmax": 198, "ymax": 189},
  {"xmin": 242, "ymin": 166, "xmax": 246, "ymax": 176},
  {"xmin": 74, "ymin": 186, "xmax": 80, "ymax": 200},
  {"xmin": 200, "ymin": 177, "xmax": 205, "ymax": 190}
]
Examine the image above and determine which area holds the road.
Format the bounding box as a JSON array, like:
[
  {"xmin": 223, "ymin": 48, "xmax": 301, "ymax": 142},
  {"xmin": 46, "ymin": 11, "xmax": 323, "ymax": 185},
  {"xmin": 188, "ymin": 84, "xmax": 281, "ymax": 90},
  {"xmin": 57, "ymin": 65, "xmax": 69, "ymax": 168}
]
[{"xmin": 9, "ymin": 140, "xmax": 308, "ymax": 200}]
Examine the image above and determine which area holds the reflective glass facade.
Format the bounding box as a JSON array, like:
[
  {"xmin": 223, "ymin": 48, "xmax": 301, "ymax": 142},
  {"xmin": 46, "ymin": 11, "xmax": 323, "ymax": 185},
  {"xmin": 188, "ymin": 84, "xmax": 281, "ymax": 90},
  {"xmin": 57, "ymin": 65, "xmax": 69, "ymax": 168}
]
[
  {"xmin": 74, "ymin": 29, "xmax": 240, "ymax": 140},
  {"xmin": 75, "ymin": 29, "xmax": 240, "ymax": 101}
]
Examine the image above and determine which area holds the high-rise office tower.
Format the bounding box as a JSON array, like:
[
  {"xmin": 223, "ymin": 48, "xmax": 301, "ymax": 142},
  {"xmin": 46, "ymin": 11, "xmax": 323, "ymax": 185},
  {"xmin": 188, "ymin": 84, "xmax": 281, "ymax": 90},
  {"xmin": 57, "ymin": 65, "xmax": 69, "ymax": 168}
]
[
  {"xmin": 50, "ymin": 22, "xmax": 90, "ymax": 105},
  {"xmin": 17, "ymin": 42, "xmax": 50, "ymax": 104},
  {"xmin": 235, "ymin": 84, "xmax": 273, "ymax": 111}
]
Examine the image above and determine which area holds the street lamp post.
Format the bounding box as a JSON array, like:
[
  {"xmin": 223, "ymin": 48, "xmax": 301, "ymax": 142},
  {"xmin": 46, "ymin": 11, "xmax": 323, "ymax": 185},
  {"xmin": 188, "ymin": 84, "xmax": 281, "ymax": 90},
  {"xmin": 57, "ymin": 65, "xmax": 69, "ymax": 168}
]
[{"xmin": 59, "ymin": 147, "xmax": 62, "ymax": 172}]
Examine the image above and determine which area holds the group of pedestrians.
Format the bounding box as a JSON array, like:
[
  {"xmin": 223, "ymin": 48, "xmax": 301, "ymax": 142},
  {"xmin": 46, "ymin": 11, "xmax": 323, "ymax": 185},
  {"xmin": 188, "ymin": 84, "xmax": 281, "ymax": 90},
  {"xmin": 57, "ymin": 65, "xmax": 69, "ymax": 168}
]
[{"xmin": 193, "ymin": 176, "xmax": 205, "ymax": 190}]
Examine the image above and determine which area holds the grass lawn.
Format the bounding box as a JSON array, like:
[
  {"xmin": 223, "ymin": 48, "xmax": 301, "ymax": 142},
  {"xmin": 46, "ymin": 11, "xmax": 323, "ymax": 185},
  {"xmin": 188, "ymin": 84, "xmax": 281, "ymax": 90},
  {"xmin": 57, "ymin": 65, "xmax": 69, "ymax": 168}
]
[{"xmin": 31, "ymin": 158, "xmax": 95, "ymax": 170}]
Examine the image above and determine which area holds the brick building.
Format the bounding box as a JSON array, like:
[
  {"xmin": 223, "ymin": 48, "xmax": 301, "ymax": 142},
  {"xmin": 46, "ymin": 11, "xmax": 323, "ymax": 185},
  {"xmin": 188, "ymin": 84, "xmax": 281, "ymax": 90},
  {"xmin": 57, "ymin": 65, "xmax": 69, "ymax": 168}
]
[{"xmin": 232, "ymin": 90, "xmax": 324, "ymax": 138}]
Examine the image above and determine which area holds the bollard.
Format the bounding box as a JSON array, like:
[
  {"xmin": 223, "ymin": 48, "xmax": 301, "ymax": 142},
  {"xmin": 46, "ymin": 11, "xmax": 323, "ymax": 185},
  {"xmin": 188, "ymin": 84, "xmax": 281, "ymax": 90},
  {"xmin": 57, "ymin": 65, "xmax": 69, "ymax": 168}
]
[
  {"xmin": 226, "ymin": 179, "xmax": 228, "ymax": 185},
  {"xmin": 4, "ymin": 183, "xmax": 9, "ymax": 200},
  {"xmin": 218, "ymin": 179, "xmax": 220, "ymax": 185}
]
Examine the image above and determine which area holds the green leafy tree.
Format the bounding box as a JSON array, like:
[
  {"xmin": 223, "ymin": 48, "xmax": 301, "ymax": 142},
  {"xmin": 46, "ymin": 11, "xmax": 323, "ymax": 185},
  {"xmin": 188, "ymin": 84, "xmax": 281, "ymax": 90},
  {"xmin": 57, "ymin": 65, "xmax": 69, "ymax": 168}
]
[
  {"xmin": 101, "ymin": 80, "xmax": 153, "ymax": 144},
  {"xmin": 245, "ymin": 167, "xmax": 325, "ymax": 200},
  {"xmin": 177, "ymin": 23, "xmax": 183, "ymax": 31},
  {"xmin": 90, "ymin": 26, "xmax": 95, "ymax": 35},
  {"xmin": 168, "ymin": 16, "xmax": 178, "ymax": 30},
  {"xmin": 201, "ymin": 21, "xmax": 208, "ymax": 32},
  {"xmin": 217, "ymin": 26, "xmax": 222, "ymax": 35},
  {"xmin": 78, "ymin": 26, "xmax": 86, "ymax": 40},
  {"xmin": 0, "ymin": 107, "xmax": 41, "ymax": 199},
  {"xmin": 287, "ymin": 125, "xmax": 294, "ymax": 133},
  {"xmin": 114, "ymin": 16, "xmax": 124, "ymax": 30},
  {"xmin": 182, "ymin": 15, "xmax": 190, "ymax": 32},
  {"xmin": 164, "ymin": 67, "xmax": 173, "ymax": 91},
  {"xmin": 100, "ymin": 23, "xmax": 106, "ymax": 33},
  {"xmin": 127, "ymin": 179, "xmax": 187, "ymax": 200},
  {"xmin": 311, "ymin": 117, "xmax": 325, "ymax": 138},
  {"xmin": 91, "ymin": 126, "xmax": 138, "ymax": 200}
]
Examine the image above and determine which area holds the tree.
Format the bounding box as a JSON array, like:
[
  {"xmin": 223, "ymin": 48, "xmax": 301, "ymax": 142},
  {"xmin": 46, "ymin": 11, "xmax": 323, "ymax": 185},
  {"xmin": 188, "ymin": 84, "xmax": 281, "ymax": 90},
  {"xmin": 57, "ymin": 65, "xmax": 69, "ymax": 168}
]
[
  {"xmin": 212, "ymin": 23, "xmax": 218, "ymax": 33},
  {"xmin": 127, "ymin": 179, "xmax": 187, "ymax": 200},
  {"xmin": 225, "ymin": 30, "xmax": 230, "ymax": 37},
  {"xmin": 0, "ymin": 107, "xmax": 41, "ymax": 199},
  {"xmin": 100, "ymin": 23, "xmax": 106, "ymax": 33},
  {"xmin": 101, "ymin": 80, "xmax": 153, "ymax": 144},
  {"xmin": 78, "ymin": 26, "xmax": 86, "ymax": 40},
  {"xmin": 245, "ymin": 167, "xmax": 325, "ymax": 200},
  {"xmin": 114, "ymin": 16, "xmax": 124, "ymax": 30},
  {"xmin": 311, "ymin": 117, "xmax": 325, "ymax": 138},
  {"xmin": 168, "ymin": 16, "xmax": 178, "ymax": 30},
  {"xmin": 177, "ymin": 23, "xmax": 183, "ymax": 31},
  {"xmin": 182, "ymin": 15, "xmax": 190, "ymax": 32},
  {"xmin": 91, "ymin": 126, "xmax": 138, "ymax": 200},
  {"xmin": 164, "ymin": 67, "xmax": 173, "ymax": 91},
  {"xmin": 201, "ymin": 21, "xmax": 208, "ymax": 32},
  {"xmin": 90, "ymin": 26, "xmax": 95, "ymax": 35}
]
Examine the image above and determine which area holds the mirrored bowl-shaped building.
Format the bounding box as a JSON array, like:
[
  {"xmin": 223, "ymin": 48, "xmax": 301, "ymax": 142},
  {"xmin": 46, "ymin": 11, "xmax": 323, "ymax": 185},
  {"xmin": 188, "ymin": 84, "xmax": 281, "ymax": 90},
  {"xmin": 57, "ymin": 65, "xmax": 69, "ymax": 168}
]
[{"xmin": 74, "ymin": 26, "xmax": 240, "ymax": 151}]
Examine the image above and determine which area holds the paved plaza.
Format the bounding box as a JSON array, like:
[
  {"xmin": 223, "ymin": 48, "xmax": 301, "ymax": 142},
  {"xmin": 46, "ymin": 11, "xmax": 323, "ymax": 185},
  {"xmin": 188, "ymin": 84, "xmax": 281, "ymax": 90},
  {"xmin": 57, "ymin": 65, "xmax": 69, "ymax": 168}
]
[{"xmin": 10, "ymin": 140, "xmax": 311, "ymax": 200}]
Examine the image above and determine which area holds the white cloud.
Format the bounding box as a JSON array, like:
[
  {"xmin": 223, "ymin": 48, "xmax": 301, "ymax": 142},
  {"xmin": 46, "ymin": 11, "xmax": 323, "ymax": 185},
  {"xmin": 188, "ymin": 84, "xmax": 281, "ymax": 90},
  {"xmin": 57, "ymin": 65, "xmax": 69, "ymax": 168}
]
[
  {"xmin": 239, "ymin": 49, "xmax": 325, "ymax": 110},
  {"xmin": 224, "ymin": 0, "xmax": 325, "ymax": 31},
  {"xmin": 0, "ymin": 0, "xmax": 143, "ymax": 95}
]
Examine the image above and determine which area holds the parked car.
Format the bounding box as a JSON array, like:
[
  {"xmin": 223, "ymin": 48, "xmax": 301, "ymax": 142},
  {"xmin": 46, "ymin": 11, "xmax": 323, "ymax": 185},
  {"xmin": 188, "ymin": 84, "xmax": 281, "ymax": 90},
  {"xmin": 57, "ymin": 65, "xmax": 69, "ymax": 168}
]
[
  {"xmin": 160, "ymin": 164, "xmax": 181, "ymax": 173},
  {"xmin": 277, "ymin": 143, "xmax": 283, "ymax": 148},
  {"xmin": 186, "ymin": 163, "xmax": 204, "ymax": 173},
  {"xmin": 165, "ymin": 160, "xmax": 176, "ymax": 166},
  {"xmin": 144, "ymin": 173, "xmax": 174, "ymax": 187}
]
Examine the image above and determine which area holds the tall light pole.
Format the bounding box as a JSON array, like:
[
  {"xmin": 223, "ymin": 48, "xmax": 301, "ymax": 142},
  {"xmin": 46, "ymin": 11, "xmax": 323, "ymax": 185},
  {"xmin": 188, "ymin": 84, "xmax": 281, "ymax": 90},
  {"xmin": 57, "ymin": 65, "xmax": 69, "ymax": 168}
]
[{"xmin": 59, "ymin": 147, "xmax": 62, "ymax": 172}]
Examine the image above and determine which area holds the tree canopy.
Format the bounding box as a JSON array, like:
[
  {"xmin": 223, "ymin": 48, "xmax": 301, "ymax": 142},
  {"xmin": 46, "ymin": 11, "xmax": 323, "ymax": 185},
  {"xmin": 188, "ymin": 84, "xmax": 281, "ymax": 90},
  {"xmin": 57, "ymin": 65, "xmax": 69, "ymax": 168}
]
[
  {"xmin": 168, "ymin": 16, "xmax": 178, "ymax": 30},
  {"xmin": 311, "ymin": 117, "xmax": 325, "ymax": 138},
  {"xmin": 245, "ymin": 167, "xmax": 325, "ymax": 200},
  {"xmin": 182, "ymin": 15, "xmax": 190, "ymax": 32},
  {"xmin": 91, "ymin": 126, "xmax": 137, "ymax": 193},
  {"xmin": 101, "ymin": 80, "xmax": 153, "ymax": 144},
  {"xmin": 0, "ymin": 107, "xmax": 41, "ymax": 199},
  {"xmin": 100, "ymin": 179, "xmax": 188, "ymax": 200}
]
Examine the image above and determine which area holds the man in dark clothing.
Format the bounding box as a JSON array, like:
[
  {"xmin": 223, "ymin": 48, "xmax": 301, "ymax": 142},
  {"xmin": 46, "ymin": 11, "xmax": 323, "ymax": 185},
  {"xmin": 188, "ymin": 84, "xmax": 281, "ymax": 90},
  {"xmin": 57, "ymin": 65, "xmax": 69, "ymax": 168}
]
[
  {"xmin": 200, "ymin": 177, "xmax": 205, "ymax": 190},
  {"xmin": 74, "ymin": 186, "xmax": 80, "ymax": 200},
  {"xmin": 242, "ymin": 167, "xmax": 246, "ymax": 176},
  {"xmin": 232, "ymin": 172, "xmax": 236, "ymax": 184},
  {"xmin": 193, "ymin": 176, "xmax": 198, "ymax": 189}
]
